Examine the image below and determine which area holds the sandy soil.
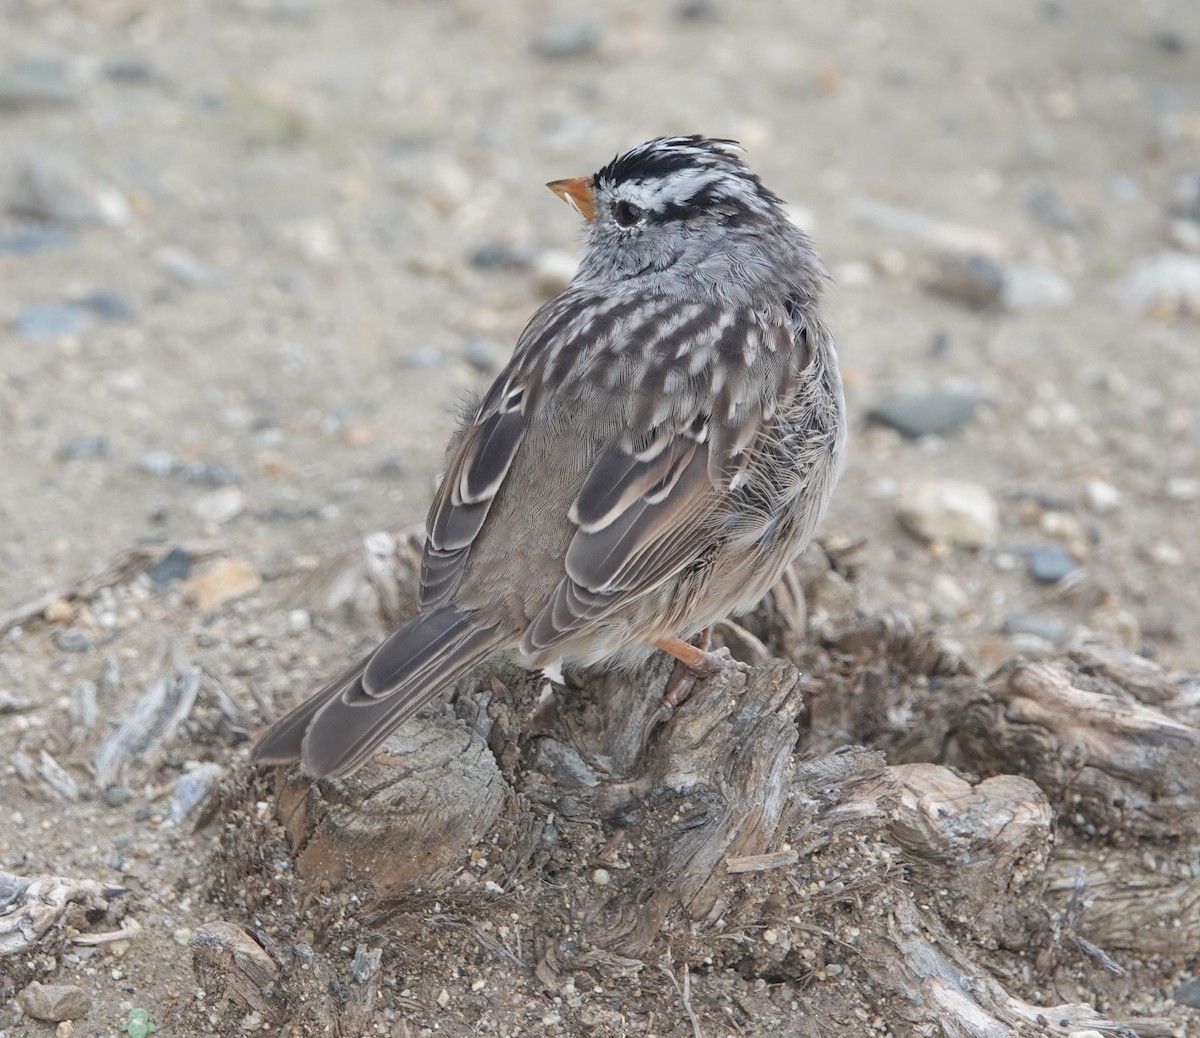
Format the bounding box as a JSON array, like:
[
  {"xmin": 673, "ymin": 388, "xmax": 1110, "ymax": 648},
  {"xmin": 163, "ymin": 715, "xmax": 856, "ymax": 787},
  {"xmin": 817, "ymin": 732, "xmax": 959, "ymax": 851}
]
[{"xmin": 2, "ymin": 1, "xmax": 1199, "ymax": 1035}]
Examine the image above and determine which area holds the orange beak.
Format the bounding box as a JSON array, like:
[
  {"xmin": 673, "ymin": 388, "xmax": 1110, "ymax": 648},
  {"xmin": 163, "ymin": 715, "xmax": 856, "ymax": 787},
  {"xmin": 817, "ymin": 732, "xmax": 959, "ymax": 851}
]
[{"xmin": 546, "ymin": 176, "xmax": 596, "ymax": 221}]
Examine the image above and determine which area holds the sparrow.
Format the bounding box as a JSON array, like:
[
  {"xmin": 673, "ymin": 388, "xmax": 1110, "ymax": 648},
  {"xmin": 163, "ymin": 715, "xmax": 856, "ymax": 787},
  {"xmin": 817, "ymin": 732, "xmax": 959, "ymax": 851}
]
[{"xmin": 253, "ymin": 135, "xmax": 846, "ymax": 778}]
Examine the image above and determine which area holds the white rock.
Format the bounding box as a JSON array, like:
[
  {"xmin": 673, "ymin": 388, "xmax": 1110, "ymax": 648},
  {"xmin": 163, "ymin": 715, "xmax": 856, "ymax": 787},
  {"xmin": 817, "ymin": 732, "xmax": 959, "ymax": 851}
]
[
  {"xmin": 1083, "ymin": 479, "xmax": 1121, "ymax": 513},
  {"xmin": 191, "ymin": 487, "xmax": 246, "ymax": 524},
  {"xmin": 928, "ymin": 573, "xmax": 969, "ymax": 619},
  {"xmin": 1115, "ymin": 251, "xmax": 1200, "ymax": 316},
  {"xmin": 1165, "ymin": 476, "xmax": 1200, "ymax": 502},
  {"xmin": 896, "ymin": 479, "xmax": 999, "ymax": 549},
  {"xmin": 1001, "ymin": 264, "xmax": 1073, "ymax": 310}
]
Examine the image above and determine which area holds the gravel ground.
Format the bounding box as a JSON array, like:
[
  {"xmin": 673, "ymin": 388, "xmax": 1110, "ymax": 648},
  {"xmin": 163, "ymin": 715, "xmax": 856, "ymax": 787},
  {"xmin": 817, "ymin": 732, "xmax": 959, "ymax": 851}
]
[{"xmin": 1, "ymin": 1, "xmax": 1199, "ymax": 1034}]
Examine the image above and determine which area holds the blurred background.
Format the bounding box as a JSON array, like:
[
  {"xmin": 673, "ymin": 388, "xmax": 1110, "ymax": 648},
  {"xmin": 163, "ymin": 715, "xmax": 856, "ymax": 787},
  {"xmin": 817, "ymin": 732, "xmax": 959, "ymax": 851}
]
[{"xmin": 2, "ymin": 0, "xmax": 1199, "ymax": 670}]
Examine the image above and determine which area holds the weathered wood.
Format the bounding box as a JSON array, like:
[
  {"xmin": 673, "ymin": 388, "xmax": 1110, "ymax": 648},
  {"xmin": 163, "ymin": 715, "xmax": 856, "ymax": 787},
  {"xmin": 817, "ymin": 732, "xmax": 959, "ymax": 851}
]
[
  {"xmin": 889, "ymin": 763, "xmax": 1054, "ymax": 949},
  {"xmin": 1045, "ymin": 844, "xmax": 1200, "ymax": 956},
  {"xmin": 0, "ymin": 870, "xmax": 128, "ymax": 998},
  {"xmin": 273, "ymin": 708, "xmax": 510, "ymax": 895},
  {"xmin": 198, "ymin": 540, "xmax": 1196, "ymax": 1036},
  {"xmin": 945, "ymin": 657, "xmax": 1200, "ymax": 839},
  {"xmin": 189, "ymin": 922, "xmax": 286, "ymax": 1025}
]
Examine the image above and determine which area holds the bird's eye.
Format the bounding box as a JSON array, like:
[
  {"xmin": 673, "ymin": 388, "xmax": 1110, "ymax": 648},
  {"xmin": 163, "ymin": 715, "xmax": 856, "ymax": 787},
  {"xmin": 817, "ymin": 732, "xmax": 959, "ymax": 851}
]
[{"xmin": 614, "ymin": 201, "xmax": 643, "ymax": 227}]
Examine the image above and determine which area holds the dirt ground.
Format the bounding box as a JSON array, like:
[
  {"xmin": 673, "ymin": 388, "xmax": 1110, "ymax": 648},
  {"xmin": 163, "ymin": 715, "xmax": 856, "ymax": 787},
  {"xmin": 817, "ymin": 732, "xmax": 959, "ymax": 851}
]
[{"xmin": 2, "ymin": 1, "xmax": 1199, "ymax": 1035}]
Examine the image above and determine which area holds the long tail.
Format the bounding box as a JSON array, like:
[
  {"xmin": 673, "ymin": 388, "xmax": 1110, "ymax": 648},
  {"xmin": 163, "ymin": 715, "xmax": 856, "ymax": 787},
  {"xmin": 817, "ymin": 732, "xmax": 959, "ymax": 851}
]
[{"xmin": 251, "ymin": 605, "xmax": 505, "ymax": 778}]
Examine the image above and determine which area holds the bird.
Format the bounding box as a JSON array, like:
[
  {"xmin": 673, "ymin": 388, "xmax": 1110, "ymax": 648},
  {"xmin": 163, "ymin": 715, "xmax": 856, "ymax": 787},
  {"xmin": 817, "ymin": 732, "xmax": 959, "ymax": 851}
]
[{"xmin": 252, "ymin": 135, "xmax": 846, "ymax": 779}]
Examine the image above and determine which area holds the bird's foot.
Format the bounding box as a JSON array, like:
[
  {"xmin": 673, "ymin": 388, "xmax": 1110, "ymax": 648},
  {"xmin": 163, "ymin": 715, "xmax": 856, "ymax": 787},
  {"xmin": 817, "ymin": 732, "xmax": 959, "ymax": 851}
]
[{"xmin": 654, "ymin": 632, "xmax": 750, "ymax": 711}]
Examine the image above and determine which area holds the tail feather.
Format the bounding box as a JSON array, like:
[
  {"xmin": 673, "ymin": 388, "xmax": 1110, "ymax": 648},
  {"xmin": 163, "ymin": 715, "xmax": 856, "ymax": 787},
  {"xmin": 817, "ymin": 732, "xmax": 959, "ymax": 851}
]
[{"xmin": 251, "ymin": 605, "xmax": 504, "ymax": 778}]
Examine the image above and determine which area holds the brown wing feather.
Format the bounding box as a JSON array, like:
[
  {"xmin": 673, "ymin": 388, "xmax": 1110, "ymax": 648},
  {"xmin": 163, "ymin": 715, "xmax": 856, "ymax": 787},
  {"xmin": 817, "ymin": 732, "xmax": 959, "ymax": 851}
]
[{"xmin": 517, "ymin": 301, "xmax": 806, "ymax": 655}]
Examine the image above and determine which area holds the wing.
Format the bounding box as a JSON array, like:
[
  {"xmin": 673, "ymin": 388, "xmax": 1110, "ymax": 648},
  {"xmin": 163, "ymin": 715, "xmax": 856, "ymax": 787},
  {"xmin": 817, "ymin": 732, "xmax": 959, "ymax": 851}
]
[
  {"xmin": 519, "ymin": 297, "xmax": 811, "ymax": 654},
  {"xmin": 418, "ymin": 287, "xmax": 810, "ymax": 645}
]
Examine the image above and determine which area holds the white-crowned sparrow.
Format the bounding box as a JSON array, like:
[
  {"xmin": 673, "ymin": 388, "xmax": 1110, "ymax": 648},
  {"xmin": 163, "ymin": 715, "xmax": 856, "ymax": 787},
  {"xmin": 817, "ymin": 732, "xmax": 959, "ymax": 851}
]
[{"xmin": 253, "ymin": 136, "xmax": 846, "ymax": 778}]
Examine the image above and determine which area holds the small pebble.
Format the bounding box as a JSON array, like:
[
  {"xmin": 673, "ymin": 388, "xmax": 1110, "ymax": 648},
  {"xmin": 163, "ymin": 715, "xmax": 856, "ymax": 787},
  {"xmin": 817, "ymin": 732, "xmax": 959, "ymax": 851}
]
[
  {"xmin": 19, "ymin": 982, "xmax": 91, "ymax": 1022},
  {"xmin": 104, "ymin": 59, "xmax": 157, "ymax": 83},
  {"xmin": 1001, "ymin": 264, "xmax": 1073, "ymax": 310},
  {"xmin": 1174, "ymin": 976, "xmax": 1200, "ymax": 1008},
  {"xmin": 0, "ymin": 59, "xmax": 75, "ymax": 109},
  {"xmin": 147, "ymin": 546, "xmax": 192, "ymax": 584},
  {"xmin": 1165, "ymin": 476, "xmax": 1199, "ymax": 502},
  {"xmin": 591, "ymin": 868, "xmax": 611, "ymax": 886},
  {"xmin": 1083, "ymin": 479, "xmax": 1120, "ymax": 513},
  {"xmin": 182, "ymin": 558, "xmax": 263, "ymax": 611},
  {"xmin": 928, "ymin": 253, "xmax": 1005, "ymax": 308},
  {"xmin": 77, "ymin": 292, "xmax": 135, "ymax": 321},
  {"xmin": 1116, "ymin": 251, "xmax": 1200, "ymax": 317},
  {"xmin": 8, "ymin": 155, "xmax": 129, "ymax": 225},
  {"xmin": 1172, "ymin": 170, "xmax": 1200, "ymax": 222},
  {"xmin": 928, "ymin": 573, "xmax": 970, "ymax": 619},
  {"xmin": 43, "ymin": 598, "xmax": 73, "ymax": 623},
  {"xmin": 531, "ymin": 23, "xmax": 599, "ymax": 60},
  {"xmin": 470, "ymin": 243, "xmax": 534, "ymax": 269},
  {"xmin": 56, "ymin": 436, "xmax": 109, "ymax": 461},
  {"xmin": 867, "ymin": 391, "xmax": 982, "ymax": 439},
  {"xmin": 896, "ymin": 479, "xmax": 999, "ymax": 549},
  {"xmin": 170, "ymin": 762, "xmax": 224, "ymax": 823},
  {"xmin": 1027, "ymin": 187, "xmax": 1078, "ymax": 231},
  {"xmin": 287, "ymin": 608, "xmax": 311, "ymax": 634},
  {"xmin": 1001, "ymin": 614, "xmax": 1066, "ymax": 644},
  {"xmin": 0, "ymin": 228, "xmax": 73, "ymax": 255},
  {"xmin": 157, "ymin": 246, "xmax": 216, "ymax": 286},
  {"xmin": 1027, "ymin": 546, "xmax": 1079, "ymax": 583},
  {"xmin": 1086, "ymin": 606, "xmax": 1141, "ymax": 650},
  {"xmin": 12, "ymin": 303, "xmax": 89, "ymax": 340},
  {"xmin": 1148, "ymin": 541, "xmax": 1184, "ymax": 567},
  {"xmin": 55, "ymin": 627, "xmax": 92, "ymax": 653},
  {"xmin": 190, "ymin": 486, "xmax": 247, "ymax": 524},
  {"xmin": 103, "ymin": 785, "xmax": 134, "ymax": 808}
]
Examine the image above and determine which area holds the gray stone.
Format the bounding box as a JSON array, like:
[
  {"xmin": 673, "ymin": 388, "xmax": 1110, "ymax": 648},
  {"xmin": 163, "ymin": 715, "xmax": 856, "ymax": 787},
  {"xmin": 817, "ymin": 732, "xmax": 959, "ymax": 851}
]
[
  {"xmin": 78, "ymin": 292, "xmax": 135, "ymax": 321},
  {"xmin": 0, "ymin": 228, "xmax": 73, "ymax": 254},
  {"xmin": 104, "ymin": 59, "xmax": 157, "ymax": 84},
  {"xmin": 0, "ymin": 59, "xmax": 76, "ymax": 110},
  {"xmin": 470, "ymin": 243, "xmax": 534, "ymax": 269},
  {"xmin": 170, "ymin": 762, "xmax": 224, "ymax": 823},
  {"xmin": 12, "ymin": 303, "xmax": 89, "ymax": 340},
  {"xmin": 929, "ymin": 253, "xmax": 1071, "ymax": 310},
  {"xmin": 158, "ymin": 246, "xmax": 216, "ymax": 286},
  {"xmin": 1028, "ymin": 546, "xmax": 1079, "ymax": 583},
  {"xmin": 56, "ymin": 436, "xmax": 109, "ymax": 461},
  {"xmin": 147, "ymin": 546, "xmax": 192, "ymax": 584},
  {"xmin": 1001, "ymin": 614, "xmax": 1066, "ymax": 643},
  {"xmin": 1027, "ymin": 188, "xmax": 1078, "ymax": 231},
  {"xmin": 55, "ymin": 627, "xmax": 92, "ymax": 653},
  {"xmin": 868, "ymin": 391, "xmax": 982, "ymax": 438},
  {"xmin": 19, "ymin": 982, "xmax": 91, "ymax": 1022},
  {"xmin": 929, "ymin": 253, "xmax": 1005, "ymax": 308},
  {"xmin": 103, "ymin": 784, "xmax": 135, "ymax": 807},
  {"xmin": 1172, "ymin": 170, "xmax": 1200, "ymax": 222},
  {"xmin": 1174, "ymin": 976, "xmax": 1200, "ymax": 1008},
  {"xmin": 532, "ymin": 24, "xmax": 599, "ymax": 59},
  {"xmin": 8, "ymin": 155, "xmax": 129, "ymax": 225}
]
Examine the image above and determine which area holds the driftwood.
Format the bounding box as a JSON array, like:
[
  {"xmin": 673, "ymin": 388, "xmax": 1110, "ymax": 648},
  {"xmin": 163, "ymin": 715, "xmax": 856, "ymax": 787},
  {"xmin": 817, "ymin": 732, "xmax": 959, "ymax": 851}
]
[
  {"xmin": 192, "ymin": 533, "xmax": 1195, "ymax": 1036},
  {"xmin": 0, "ymin": 870, "xmax": 128, "ymax": 998}
]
